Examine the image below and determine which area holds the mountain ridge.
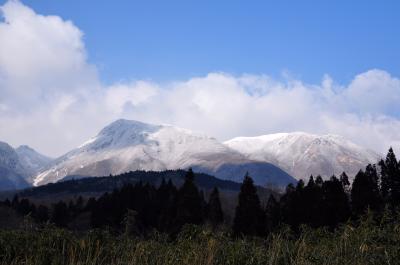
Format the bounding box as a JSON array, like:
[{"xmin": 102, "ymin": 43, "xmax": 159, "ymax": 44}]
[
  {"xmin": 34, "ymin": 119, "xmax": 295, "ymax": 187},
  {"xmin": 224, "ymin": 132, "xmax": 380, "ymax": 180}
]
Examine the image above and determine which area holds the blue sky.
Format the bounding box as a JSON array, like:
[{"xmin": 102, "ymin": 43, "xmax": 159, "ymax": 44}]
[{"xmin": 13, "ymin": 0, "xmax": 400, "ymax": 85}]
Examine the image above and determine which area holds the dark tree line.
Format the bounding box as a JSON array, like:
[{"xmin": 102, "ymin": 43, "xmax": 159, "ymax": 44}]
[
  {"xmin": 1, "ymin": 169, "xmax": 224, "ymax": 234},
  {"xmin": 2, "ymin": 148, "xmax": 400, "ymax": 238},
  {"xmin": 232, "ymin": 147, "xmax": 400, "ymax": 236}
]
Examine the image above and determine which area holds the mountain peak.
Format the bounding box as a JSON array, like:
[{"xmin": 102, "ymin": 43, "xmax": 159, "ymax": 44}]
[
  {"xmin": 16, "ymin": 145, "xmax": 35, "ymax": 152},
  {"xmin": 100, "ymin": 119, "xmax": 161, "ymax": 134},
  {"xmin": 33, "ymin": 120, "xmax": 295, "ymax": 187},
  {"xmin": 225, "ymin": 132, "xmax": 380, "ymax": 180}
]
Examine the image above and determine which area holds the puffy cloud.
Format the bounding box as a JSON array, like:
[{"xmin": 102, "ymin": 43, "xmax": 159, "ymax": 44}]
[
  {"xmin": 1, "ymin": 1, "xmax": 400, "ymax": 157},
  {"xmin": 0, "ymin": 0, "xmax": 99, "ymax": 109}
]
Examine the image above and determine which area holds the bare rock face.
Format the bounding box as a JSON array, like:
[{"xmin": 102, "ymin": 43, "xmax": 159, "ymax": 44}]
[{"xmin": 225, "ymin": 132, "xmax": 380, "ymax": 181}]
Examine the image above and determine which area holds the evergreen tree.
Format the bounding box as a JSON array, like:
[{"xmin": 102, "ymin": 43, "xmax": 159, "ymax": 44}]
[
  {"xmin": 378, "ymin": 158, "xmax": 389, "ymax": 200},
  {"xmin": 379, "ymin": 148, "xmax": 400, "ymax": 207},
  {"xmin": 340, "ymin": 172, "xmax": 350, "ymax": 193},
  {"xmin": 176, "ymin": 169, "xmax": 205, "ymax": 227},
  {"xmin": 16, "ymin": 199, "xmax": 35, "ymax": 216},
  {"xmin": 233, "ymin": 173, "xmax": 264, "ymax": 237},
  {"xmin": 304, "ymin": 175, "xmax": 324, "ymax": 227},
  {"xmin": 157, "ymin": 179, "xmax": 177, "ymax": 232},
  {"xmin": 265, "ymin": 194, "xmax": 280, "ymax": 234},
  {"xmin": 35, "ymin": 205, "xmax": 49, "ymax": 223},
  {"xmin": 322, "ymin": 176, "xmax": 350, "ymax": 228},
  {"xmin": 51, "ymin": 201, "xmax": 69, "ymax": 227},
  {"xmin": 280, "ymin": 183, "xmax": 297, "ymax": 229},
  {"xmin": 351, "ymin": 165, "xmax": 382, "ymax": 217},
  {"xmin": 207, "ymin": 187, "xmax": 224, "ymax": 228},
  {"xmin": 315, "ymin": 175, "xmax": 324, "ymax": 186}
]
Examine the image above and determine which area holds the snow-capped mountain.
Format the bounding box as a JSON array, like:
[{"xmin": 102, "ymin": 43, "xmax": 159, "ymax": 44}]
[
  {"xmin": 34, "ymin": 119, "xmax": 295, "ymax": 187},
  {"xmin": 15, "ymin": 145, "xmax": 52, "ymax": 183},
  {"xmin": 0, "ymin": 141, "xmax": 52, "ymax": 190},
  {"xmin": 0, "ymin": 141, "xmax": 30, "ymax": 190},
  {"xmin": 224, "ymin": 132, "xmax": 380, "ymax": 181}
]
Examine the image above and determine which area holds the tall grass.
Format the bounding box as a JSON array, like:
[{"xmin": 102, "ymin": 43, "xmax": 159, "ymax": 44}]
[{"xmin": 0, "ymin": 215, "xmax": 399, "ymax": 265}]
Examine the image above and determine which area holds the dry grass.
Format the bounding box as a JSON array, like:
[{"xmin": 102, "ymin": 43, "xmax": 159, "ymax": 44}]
[{"xmin": 0, "ymin": 216, "xmax": 399, "ymax": 265}]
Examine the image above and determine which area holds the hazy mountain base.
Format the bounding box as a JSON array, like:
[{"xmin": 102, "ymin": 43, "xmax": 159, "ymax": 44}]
[{"xmin": 0, "ymin": 213, "xmax": 398, "ymax": 265}]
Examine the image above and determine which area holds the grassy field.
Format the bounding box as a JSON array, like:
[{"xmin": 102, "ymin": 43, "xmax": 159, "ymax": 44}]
[{"xmin": 0, "ymin": 214, "xmax": 399, "ymax": 265}]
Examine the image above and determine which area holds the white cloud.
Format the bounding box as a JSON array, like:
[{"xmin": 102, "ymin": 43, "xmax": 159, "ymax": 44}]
[{"xmin": 1, "ymin": 1, "xmax": 400, "ymax": 158}]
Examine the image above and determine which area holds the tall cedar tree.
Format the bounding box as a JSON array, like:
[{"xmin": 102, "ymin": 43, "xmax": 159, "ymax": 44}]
[
  {"xmin": 207, "ymin": 187, "xmax": 224, "ymax": 227},
  {"xmin": 233, "ymin": 174, "xmax": 265, "ymax": 237},
  {"xmin": 156, "ymin": 178, "xmax": 178, "ymax": 232},
  {"xmin": 176, "ymin": 169, "xmax": 205, "ymax": 227},
  {"xmin": 265, "ymin": 194, "xmax": 280, "ymax": 234},
  {"xmin": 304, "ymin": 176, "xmax": 324, "ymax": 227},
  {"xmin": 340, "ymin": 172, "xmax": 350, "ymax": 193},
  {"xmin": 351, "ymin": 165, "xmax": 382, "ymax": 217},
  {"xmin": 321, "ymin": 176, "xmax": 350, "ymax": 228},
  {"xmin": 380, "ymin": 148, "xmax": 400, "ymax": 207},
  {"xmin": 280, "ymin": 183, "xmax": 297, "ymax": 229},
  {"xmin": 280, "ymin": 180, "xmax": 307, "ymax": 231}
]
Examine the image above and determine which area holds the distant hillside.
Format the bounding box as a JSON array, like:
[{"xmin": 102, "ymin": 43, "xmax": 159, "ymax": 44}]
[
  {"xmin": 16, "ymin": 170, "xmax": 279, "ymax": 222},
  {"xmin": 19, "ymin": 169, "xmax": 278, "ymax": 199}
]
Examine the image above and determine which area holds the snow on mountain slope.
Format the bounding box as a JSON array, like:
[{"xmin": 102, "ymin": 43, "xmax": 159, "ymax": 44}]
[
  {"xmin": 224, "ymin": 132, "xmax": 381, "ymax": 181},
  {"xmin": 15, "ymin": 145, "xmax": 52, "ymax": 183},
  {"xmin": 34, "ymin": 119, "xmax": 295, "ymax": 186},
  {"xmin": 0, "ymin": 141, "xmax": 30, "ymax": 190}
]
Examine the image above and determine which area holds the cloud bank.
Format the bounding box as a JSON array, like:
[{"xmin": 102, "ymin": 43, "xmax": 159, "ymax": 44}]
[{"xmin": 1, "ymin": 1, "xmax": 400, "ymax": 157}]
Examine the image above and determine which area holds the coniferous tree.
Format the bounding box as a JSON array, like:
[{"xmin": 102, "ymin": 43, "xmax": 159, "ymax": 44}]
[
  {"xmin": 280, "ymin": 183, "xmax": 297, "ymax": 229},
  {"xmin": 379, "ymin": 158, "xmax": 389, "ymax": 201},
  {"xmin": 11, "ymin": 195, "xmax": 19, "ymax": 208},
  {"xmin": 265, "ymin": 194, "xmax": 280, "ymax": 234},
  {"xmin": 16, "ymin": 199, "xmax": 35, "ymax": 216},
  {"xmin": 51, "ymin": 201, "xmax": 69, "ymax": 227},
  {"xmin": 157, "ymin": 179, "xmax": 178, "ymax": 232},
  {"xmin": 303, "ymin": 175, "xmax": 323, "ymax": 227},
  {"xmin": 233, "ymin": 173, "xmax": 265, "ymax": 237},
  {"xmin": 294, "ymin": 179, "xmax": 306, "ymax": 226},
  {"xmin": 35, "ymin": 205, "xmax": 49, "ymax": 223},
  {"xmin": 207, "ymin": 187, "xmax": 224, "ymax": 228},
  {"xmin": 322, "ymin": 176, "xmax": 350, "ymax": 228},
  {"xmin": 176, "ymin": 169, "xmax": 205, "ymax": 227},
  {"xmin": 379, "ymin": 148, "xmax": 400, "ymax": 208},
  {"xmin": 351, "ymin": 165, "xmax": 382, "ymax": 217},
  {"xmin": 315, "ymin": 175, "xmax": 324, "ymax": 187},
  {"xmin": 340, "ymin": 172, "xmax": 350, "ymax": 193}
]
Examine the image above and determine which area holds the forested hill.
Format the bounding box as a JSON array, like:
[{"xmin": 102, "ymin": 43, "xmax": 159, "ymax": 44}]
[{"xmin": 17, "ymin": 169, "xmax": 277, "ymax": 199}]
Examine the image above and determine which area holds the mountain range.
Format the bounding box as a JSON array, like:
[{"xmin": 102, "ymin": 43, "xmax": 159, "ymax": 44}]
[
  {"xmin": 33, "ymin": 119, "xmax": 294, "ymax": 187},
  {"xmin": 0, "ymin": 119, "xmax": 381, "ymax": 190},
  {"xmin": 0, "ymin": 142, "xmax": 51, "ymax": 190},
  {"xmin": 225, "ymin": 132, "xmax": 380, "ymax": 180}
]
